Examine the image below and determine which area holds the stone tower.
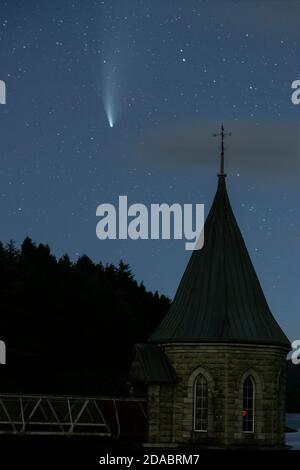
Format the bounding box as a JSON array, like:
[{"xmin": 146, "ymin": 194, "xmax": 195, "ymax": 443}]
[{"xmin": 129, "ymin": 131, "xmax": 290, "ymax": 449}]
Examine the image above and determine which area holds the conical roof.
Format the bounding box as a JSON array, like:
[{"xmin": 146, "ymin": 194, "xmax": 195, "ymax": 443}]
[{"xmin": 150, "ymin": 176, "xmax": 290, "ymax": 347}]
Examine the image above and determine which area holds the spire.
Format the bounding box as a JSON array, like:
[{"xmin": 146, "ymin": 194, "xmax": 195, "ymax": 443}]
[
  {"xmin": 149, "ymin": 162, "xmax": 290, "ymax": 347},
  {"xmin": 213, "ymin": 124, "xmax": 231, "ymax": 177}
]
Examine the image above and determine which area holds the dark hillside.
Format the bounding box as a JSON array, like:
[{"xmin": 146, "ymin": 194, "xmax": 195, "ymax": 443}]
[{"xmin": 0, "ymin": 237, "xmax": 170, "ymax": 395}]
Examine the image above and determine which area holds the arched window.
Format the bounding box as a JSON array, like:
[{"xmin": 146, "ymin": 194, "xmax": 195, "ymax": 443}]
[
  {"xmin": 194, "ymin": 374, "xmax": 208, "ymax": 431},
  {"xmin": 242, "ymin": 375, "xmax": 255, "ymax": 432}
]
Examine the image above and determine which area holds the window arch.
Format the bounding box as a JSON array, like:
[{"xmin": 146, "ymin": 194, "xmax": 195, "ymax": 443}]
[
  {"xmin": 194, "ymin": 374, "xmax": 208, "ymax": 431},
  {"xmin": 242, "ymin": 375, "xmax": 255, "ymax": 433}
]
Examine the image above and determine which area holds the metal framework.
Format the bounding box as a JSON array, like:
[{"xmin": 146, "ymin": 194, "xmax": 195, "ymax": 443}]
[{"xmin": 0, "ymin": 394, "xmax": 146, "ymax": 437}]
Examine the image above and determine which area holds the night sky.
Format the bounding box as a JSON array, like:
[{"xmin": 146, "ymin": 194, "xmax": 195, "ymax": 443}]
[{"xmin": 0, "ymin": 1, "xmax": 299, "ymax": 340}]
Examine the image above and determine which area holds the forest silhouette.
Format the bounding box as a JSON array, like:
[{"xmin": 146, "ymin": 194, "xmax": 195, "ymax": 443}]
[{"xmin": 0, "ymin": 237, "xmax": 170, "ymax": 395}]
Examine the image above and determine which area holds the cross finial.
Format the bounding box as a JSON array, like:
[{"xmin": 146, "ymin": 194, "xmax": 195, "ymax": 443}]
[{"xmin": 213, "ymin": 124, "xmax": 231, "ymax": 177}]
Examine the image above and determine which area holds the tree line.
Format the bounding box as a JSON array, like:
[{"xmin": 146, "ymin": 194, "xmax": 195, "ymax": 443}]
[{"xmin": 0, "ymin": 237, "xmax": 170, "ymax": 395}]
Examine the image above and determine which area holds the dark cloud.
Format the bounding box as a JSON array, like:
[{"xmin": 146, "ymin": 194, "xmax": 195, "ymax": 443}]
[
  {"xmin": 207, "ymin": 0, "xmax": 300, "ymax": 37},
  {"xmin": 135, "ymin": 120, "xmax": 300, "ymax": 184}
]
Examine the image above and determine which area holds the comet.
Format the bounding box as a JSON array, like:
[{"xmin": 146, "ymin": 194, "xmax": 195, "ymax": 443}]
[
  {"xmin": 100, "ymin": 14, "xmax": 130, "ymax": 129},
  {"xmin": 105, "ymin": 101, "xmax": 114, "ymax": 128},
  {"xmin": 108, "ymin": 115, "xmax": 114, "ymax": 128},
  {"xmin": 102, "ymin": 68, "xmax": 119, "ymax": 129}
]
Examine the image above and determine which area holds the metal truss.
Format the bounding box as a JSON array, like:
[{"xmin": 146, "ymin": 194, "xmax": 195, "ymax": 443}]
[{"xmin": 0, "ymin": 394, "xmax": 146, "ymax": 437}]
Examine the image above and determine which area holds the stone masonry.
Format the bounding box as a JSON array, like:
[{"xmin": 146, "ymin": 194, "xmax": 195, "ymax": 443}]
[{"xmin": 146, "ymin": 342, "xmax": 288, "ymax": 448}]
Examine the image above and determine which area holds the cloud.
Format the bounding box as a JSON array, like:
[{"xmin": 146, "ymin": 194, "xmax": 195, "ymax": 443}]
[
  {"xmin": 204, "ymin": 0, "xmax": 300, "ymax": 37},
  {"xmin": 135, "ymin": 120, "xmax": 300, "ymax": 184}
]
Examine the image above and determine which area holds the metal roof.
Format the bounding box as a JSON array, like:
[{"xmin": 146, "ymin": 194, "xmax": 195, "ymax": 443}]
[
  {"xmin": 150, "ymin": 176, "xmax": 290, "ymax": 348},
  {"xmin": 130, "ymin": 343, "xmax": 178, "ymax": 384}
]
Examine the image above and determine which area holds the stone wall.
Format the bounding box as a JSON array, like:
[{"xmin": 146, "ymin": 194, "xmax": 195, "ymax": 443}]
[{"xmin": 146, "ymin": 342, "xmax": 288, "ymax": 448}]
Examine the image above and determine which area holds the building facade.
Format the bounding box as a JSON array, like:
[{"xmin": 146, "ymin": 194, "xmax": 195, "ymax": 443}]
[{"xmin": 129, "ymin": 149, "xmax": 290, "ymax": 449}]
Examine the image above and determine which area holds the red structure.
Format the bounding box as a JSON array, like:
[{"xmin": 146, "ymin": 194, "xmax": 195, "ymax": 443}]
[{"xmin": 0, "ymin": 394, "xmax": 147, "ymax": 441}]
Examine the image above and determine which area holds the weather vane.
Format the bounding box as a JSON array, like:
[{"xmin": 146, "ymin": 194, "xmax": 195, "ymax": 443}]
[{"xmin": 213, "ymin": 124, "xmax": 231, "ymax": 176}]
